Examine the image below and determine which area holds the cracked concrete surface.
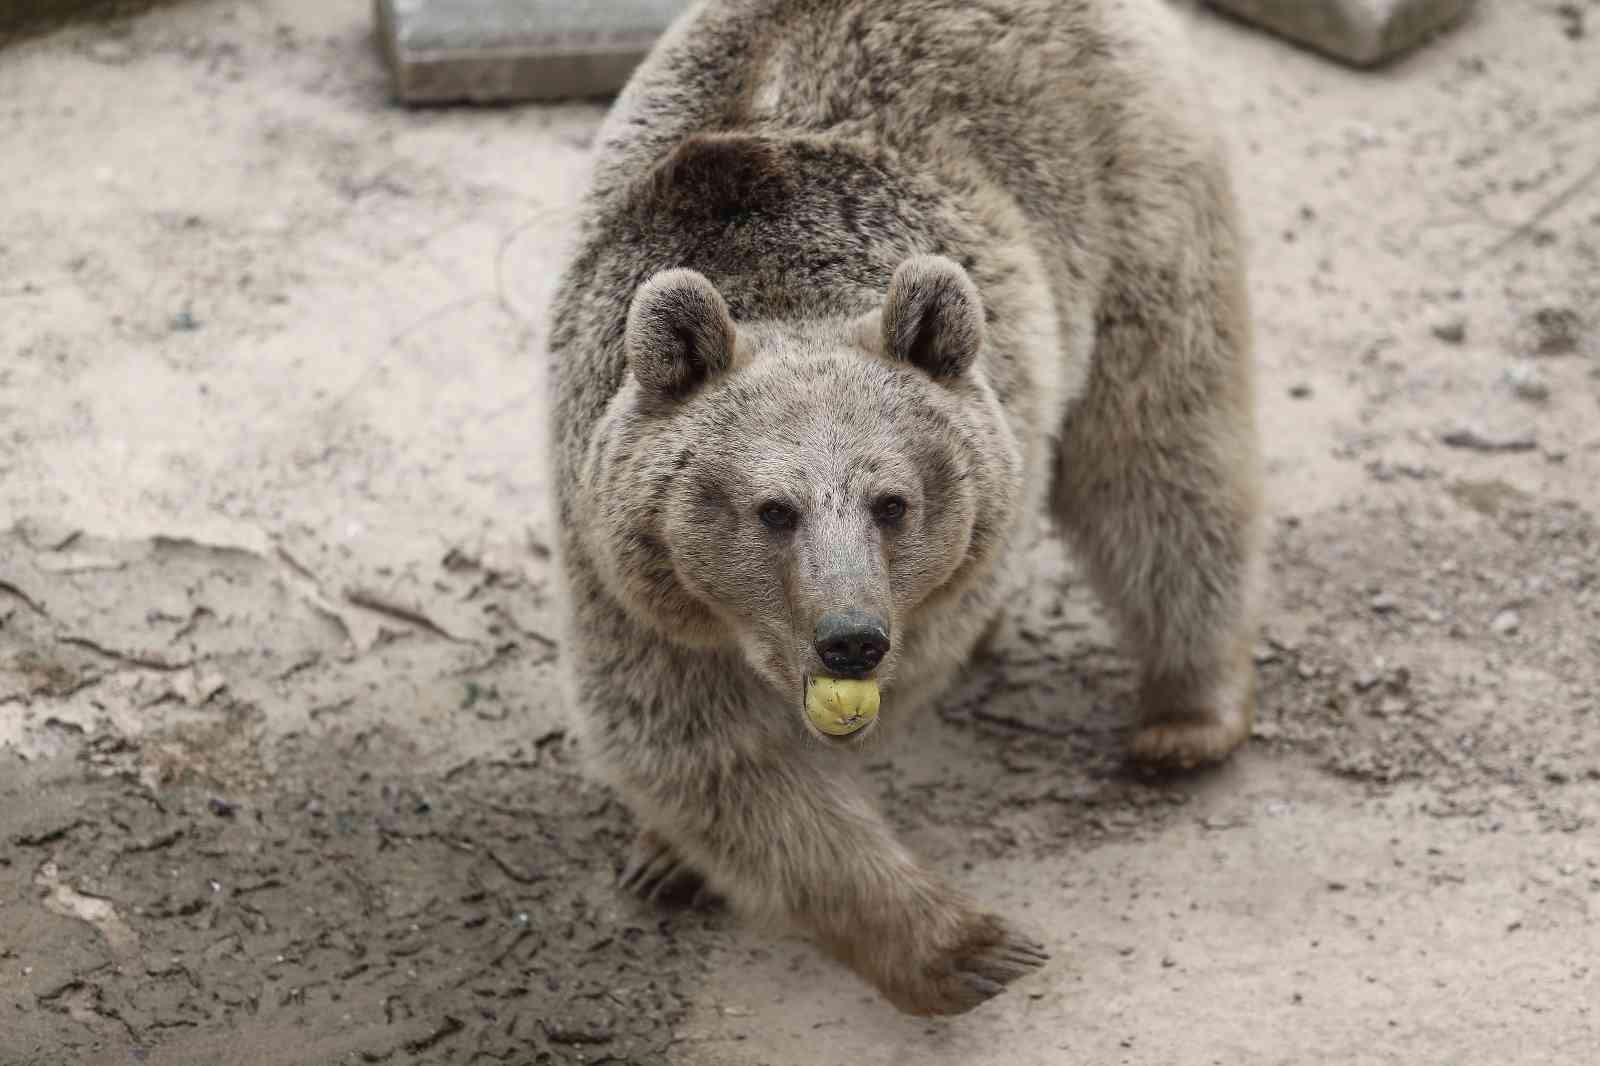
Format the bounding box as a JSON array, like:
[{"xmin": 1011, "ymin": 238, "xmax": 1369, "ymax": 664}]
[{"xmin": 1, "ymin": 0, "xmax": 1598, "ymax": 1063}]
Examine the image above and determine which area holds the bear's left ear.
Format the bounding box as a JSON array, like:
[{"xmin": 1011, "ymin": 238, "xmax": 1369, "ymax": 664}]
[
  {"xmin": 626, "ymin": 268, "xmax": 737, "ymax": 400},
  {"xmin": 875, "ymin": 255, "xmax": 984, "ymax": 380}
]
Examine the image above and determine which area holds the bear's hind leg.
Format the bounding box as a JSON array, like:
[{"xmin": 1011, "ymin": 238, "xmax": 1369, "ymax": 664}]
[{"xmin": 1053, "ymin": 245, "xmax": 1264, "ymax": 770}]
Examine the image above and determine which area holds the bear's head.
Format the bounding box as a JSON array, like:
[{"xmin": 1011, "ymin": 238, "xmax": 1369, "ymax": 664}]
[{"xmin": 591, "ymin": 255, "xmax": 1023, "ymax": 743}]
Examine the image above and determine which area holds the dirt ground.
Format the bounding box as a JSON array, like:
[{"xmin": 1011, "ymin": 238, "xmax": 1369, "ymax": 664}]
[{"xmin": 1, "ymin": 0, "xmax": 1598, "ymax": 1063}]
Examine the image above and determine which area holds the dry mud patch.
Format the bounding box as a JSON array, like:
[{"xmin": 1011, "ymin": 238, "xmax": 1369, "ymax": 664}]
[{"xmin": 3, "ymin": 745, "xmax": 710, "ymax": 1065}]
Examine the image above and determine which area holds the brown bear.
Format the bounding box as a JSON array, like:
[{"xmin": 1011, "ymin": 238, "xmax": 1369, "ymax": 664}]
[{"xmin": 543, "ymin": 0, "xmax": 1263, "ymax": 1017}]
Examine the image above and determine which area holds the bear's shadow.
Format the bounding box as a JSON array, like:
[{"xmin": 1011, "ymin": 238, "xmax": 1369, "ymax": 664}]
[{"xmin": 863, "ymin": 537, "xmax": 1221, "ymax": 864}]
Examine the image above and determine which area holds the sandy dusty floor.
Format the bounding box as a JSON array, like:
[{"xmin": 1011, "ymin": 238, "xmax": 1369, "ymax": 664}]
[{"xmin": 2, "ymin": 1, "xmax": 1598, "ymax": 1063}]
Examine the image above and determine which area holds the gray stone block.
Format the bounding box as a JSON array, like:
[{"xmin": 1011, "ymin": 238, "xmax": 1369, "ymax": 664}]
[
  {"xmin": 374, "ymin": 0, "xmax": 693, "ymax": 105},
  {"xmin": 1207, "ymin": 0, "xmax": 1476, "ymax": 67}
]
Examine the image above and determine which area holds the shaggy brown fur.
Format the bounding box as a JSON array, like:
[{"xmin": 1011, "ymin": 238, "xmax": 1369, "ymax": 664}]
[{"xmin": 544, "ymin": 0, "xmax": 1262, "ymax": 1016}]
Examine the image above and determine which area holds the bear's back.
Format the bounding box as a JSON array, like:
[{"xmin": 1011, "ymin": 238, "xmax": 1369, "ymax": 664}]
[{"xmin": 548, "ymin": 0, "xmax": 1225, "ymax": 491}]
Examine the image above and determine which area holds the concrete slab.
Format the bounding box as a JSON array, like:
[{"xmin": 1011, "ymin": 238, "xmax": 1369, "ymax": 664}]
[
  {"xmin": 1207, "ymin": 0, "xmax": 1476, "ymax": 66},
  {"xmin": 374, "ymin": 0, "xmax": 693, "ymax": 105}
]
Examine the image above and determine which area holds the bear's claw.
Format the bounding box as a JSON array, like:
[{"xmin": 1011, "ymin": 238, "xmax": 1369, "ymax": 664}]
[
  {"xmin": 619, "ymin": 830, "xmax": 717, "ymax": 909},
  {"xmin": 892, "ymin": 917, "xmax": 1051, "ymax": 1015}
]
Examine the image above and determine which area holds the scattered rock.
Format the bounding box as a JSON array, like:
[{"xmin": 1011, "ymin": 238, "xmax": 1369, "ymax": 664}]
[
  {"xmin": 1490, "ymin": 609, "xmax": 1520, "ymax": 636},
  {"xmin": 1439, "ymin": 425, "xmax": 1537, "ymax": 453},
  {"xmin": 1523, "ymin": 306, "xmax": 1584, "ymax": 356},
  {"xmin": 1369, "ymin": 592, "xmax": 1399, "ymax": 614},
  {"xmin": 1555, "ymin": 3, "xmax": 1587, "ymax": 41},
  {"xmin": 1289, "ymin": 382, "xmax": 1314, "ymax": 399},
  {"xmin": 1501, "ymin": 364, "xmax": 1550, "ymax": 402},
  {"xmin": 1368, "ymin": 460, "xmax": 1440, "ymax": 482},
  {"xmin": 1432, "ymin": 317, "xmax": 1467, "ymax": 344},
  {"xmin": 1447, "ymin": 478, "xmax": 1532, "ymax": 518},
  {"xmin": 35, "ymin": 861, "xmax": 139, "ymax": 962}
]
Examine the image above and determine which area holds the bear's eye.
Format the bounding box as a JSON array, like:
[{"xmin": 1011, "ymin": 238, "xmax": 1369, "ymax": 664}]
[
  {"xmin": 759, "ymin": 501, "xmax": 799, "ymax": 531},
  {"xmin": 872, "ymin": 495, "xmax": 908, "ymax": 526}
]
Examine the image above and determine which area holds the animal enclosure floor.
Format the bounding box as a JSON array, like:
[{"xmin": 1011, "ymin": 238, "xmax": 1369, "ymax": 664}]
[{"xmin": 2, "ymin": 1, "xmax": 1598, "ymax": 1063}]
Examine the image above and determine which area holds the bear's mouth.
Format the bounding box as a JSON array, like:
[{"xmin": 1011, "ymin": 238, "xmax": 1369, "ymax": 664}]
[{"xmin": 800, "ymin": 673, "xmax": 882, "ymax": 746}]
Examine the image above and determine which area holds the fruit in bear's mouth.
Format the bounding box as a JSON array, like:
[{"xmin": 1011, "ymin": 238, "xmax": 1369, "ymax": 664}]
[{"xmin": 805, "ymin": 677, "xmax": 880, "ymax": 736}]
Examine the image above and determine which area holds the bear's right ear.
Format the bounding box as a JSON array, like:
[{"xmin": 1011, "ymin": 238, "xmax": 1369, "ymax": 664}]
[
  {"xmin": 878, "ymin": 255, "xmax": 985, "ymax": 380},
  {"xmin": 625, "ymin": 269, "xmax": 737, "ymax": 400}
]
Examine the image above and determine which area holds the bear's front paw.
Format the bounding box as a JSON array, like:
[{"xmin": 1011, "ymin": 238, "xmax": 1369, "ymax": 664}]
[
  {"xmin": 883, "ymin": 913, "xmax": 1050, "ymax": 1016},
  {"xmin": 618, "ymin": 829, "xmax": 720, "ymax": 909}
]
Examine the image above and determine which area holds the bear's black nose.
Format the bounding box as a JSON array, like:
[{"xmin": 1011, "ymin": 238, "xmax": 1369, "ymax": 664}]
[{"xmin": 814, "ymin": 610, "xmax": 891, "ymax": 678}]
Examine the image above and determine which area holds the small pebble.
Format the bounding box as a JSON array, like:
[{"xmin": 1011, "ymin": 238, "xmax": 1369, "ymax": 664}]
[
  {"xmin": 1502, "ymin": 364, "xmax": 1551, "ymax": 402},
  {"xmin": 1490, "ymin": 609, "xmax": 1520, "ymax": 636},
  {"xmin": 1439, "ymin": 426, "xmax": 1537, "ymax": 453},
  {"xmin": 1526, "ymin": 306, "xmax": 1582, "ymax": 356},
  {"xmin": 1289, "ymin": 383, "xmax": 1314, "ymax": 399},
  {"xmin": 1432, "ymin": 318, "xmax": 1467, "ymax": 344}
]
